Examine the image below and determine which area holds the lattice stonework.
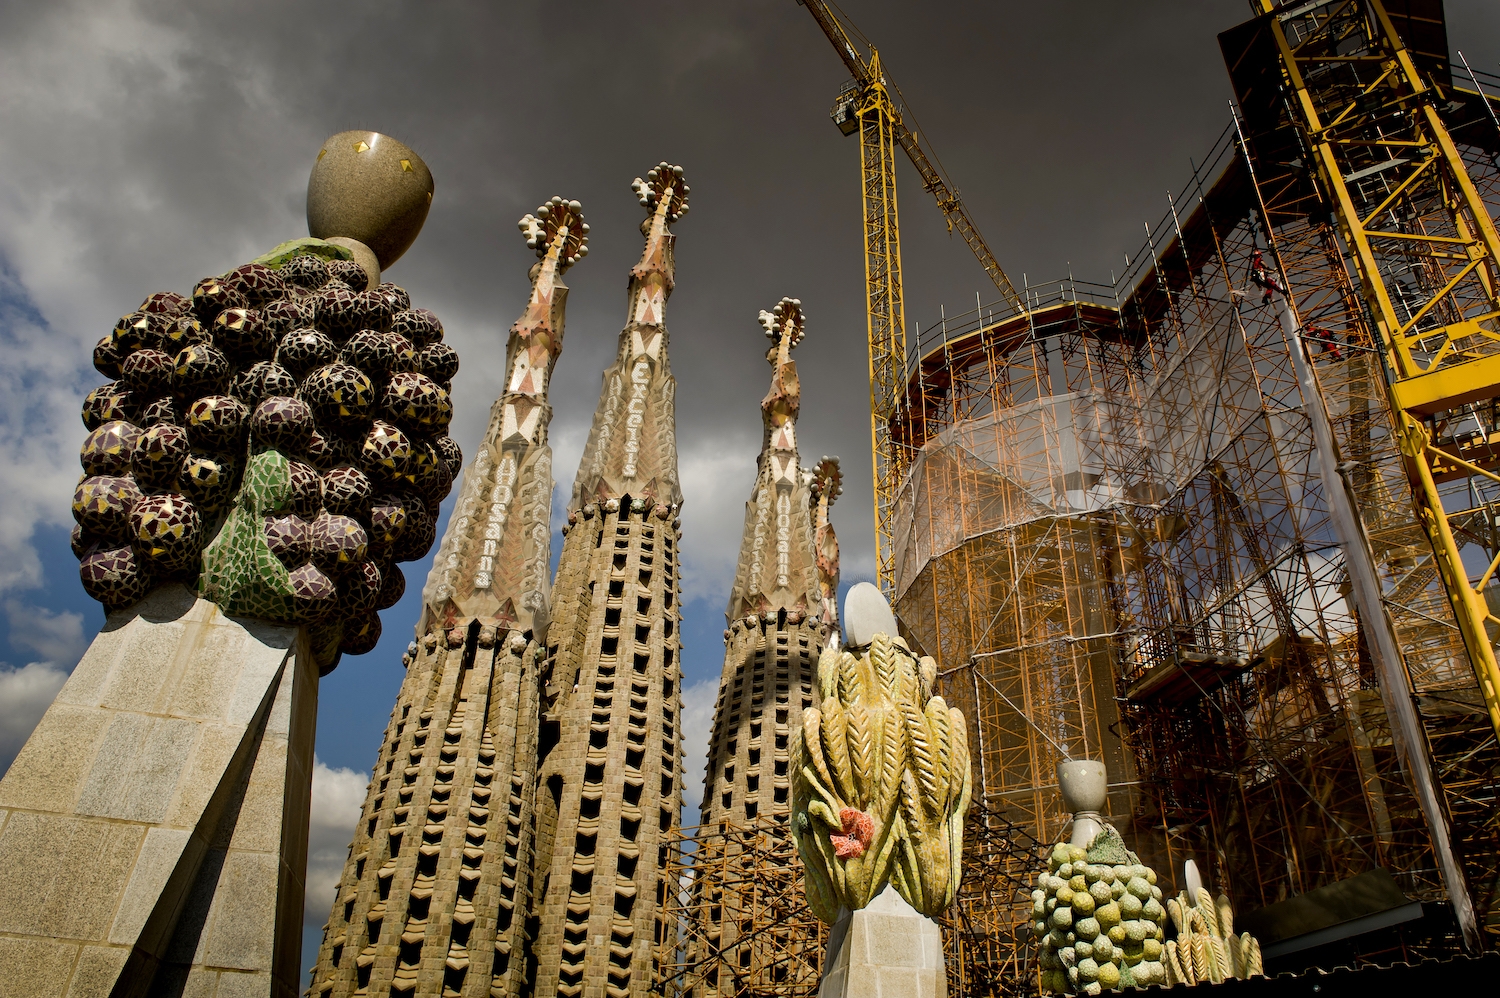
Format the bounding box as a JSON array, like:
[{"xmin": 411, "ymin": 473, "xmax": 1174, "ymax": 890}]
[
  {"xmin": 529, "ymin": 164, "xmax": 689, "ymax": 998},
  {"xmin": 308, "ymin": 196, "xmax": 587, "ymax": 997}
]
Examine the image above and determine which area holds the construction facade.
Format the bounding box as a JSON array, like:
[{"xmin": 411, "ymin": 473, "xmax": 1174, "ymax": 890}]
[{"xmin": 659, "ymin": 2, "xmax": 1500, "ymax": 995}]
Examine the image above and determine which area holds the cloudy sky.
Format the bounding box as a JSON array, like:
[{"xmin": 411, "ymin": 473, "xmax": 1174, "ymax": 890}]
[{"xmin": 1, "ymin": 0, "xmax": 1496, "ymax": 978}]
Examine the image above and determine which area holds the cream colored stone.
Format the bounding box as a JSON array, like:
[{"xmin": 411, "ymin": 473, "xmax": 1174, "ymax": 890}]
[
  {"xmin": 818, "ymin": 885, "xmax": 946, "ymax": 998},
  {"xmin": 65, "ymin": 945, "xmax": 131, "ymax": 998},
  {"xmin": 163, "ymin": 723, "xmax": 245, "ymax": 828},
  {"xmin": 0, "ymin": 704, "xmax": 110, "ymax": 810},
  {"xmin": 201, "ymin": 851, "xmax": 279, "ymax": 971},
  {"xmin": 96, "ymin": 615, "xmax": 189, "ymax": 712},
  {"xmin": 0, "ymin": 813, "xmax": 144, "ymax": 939},
  {"xmin": 109, "ymin": 826, "xmax": 192, "ymax": 945},
  {"xmin": 0, "ymin": 936, "xmax": 78, "ymax": 998}
]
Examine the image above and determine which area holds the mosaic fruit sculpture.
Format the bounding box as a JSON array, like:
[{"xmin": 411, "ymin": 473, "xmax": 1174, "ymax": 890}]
[
  {"xmin": 1033, "ymin": 833, "xmax": 1168, "ymax": 993},
  {"xmin": 791, "ymin": 631, "xmax": 973, "ymax": 922},
  {"xmin": 73, "ymin": 246, "xmax": 458, "ymax": 674},
  {"xmin": 1161, "ymin": 887, "xmax": 1264, "ymax": 985}
]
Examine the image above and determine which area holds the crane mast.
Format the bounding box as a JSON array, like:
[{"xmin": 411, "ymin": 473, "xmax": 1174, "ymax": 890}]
[{"xmin": 799, "ymin": 0, "xmax": 1022, "ymax": 595}]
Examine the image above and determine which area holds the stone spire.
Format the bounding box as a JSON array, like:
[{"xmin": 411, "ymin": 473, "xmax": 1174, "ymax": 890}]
[
  {"xmin": 705, "ymin": 299, "xmax": 841, "ymax": 828},
  {"xmin": 307, "ymin": 197, "xmax": 587, "ymax": 998},
  {"xmin": 529, "ymin": 163, "xmax": 688, "ymax": 998}
]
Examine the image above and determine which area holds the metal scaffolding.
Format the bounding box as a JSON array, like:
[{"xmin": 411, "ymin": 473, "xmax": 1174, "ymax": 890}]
[{"xmin": 889, "ymin": 27, "xmax": 1500, "ymax": 976}]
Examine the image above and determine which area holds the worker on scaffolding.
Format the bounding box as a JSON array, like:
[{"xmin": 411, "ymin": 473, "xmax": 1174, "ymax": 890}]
[{"xmin": 1251, "ymin": 250, "xmax": 1347, "ymax": 362}]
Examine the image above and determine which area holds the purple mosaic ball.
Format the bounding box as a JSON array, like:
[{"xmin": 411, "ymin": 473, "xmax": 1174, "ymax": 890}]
[
  {"xmin": 342, "ymin": 329, "xmax": 415, "ymax": 384},
  {"xmin": 352, "ymin": 289, "xmax": 394, "ymax": 332},
  {"xmin": 375, "ymin": 562, "xmax": 405, "ymax": 609},
  {"xmin": 322, "ymin": 465, "xmax": 374, "ymax": 521},
  {"xmin": 289, "ymin": 563, "xmax": 337, "ymax": 623},
  {"xmin": 131, "ymin": 493, "xmax": 201, "ymax": 574},
  {"xmin": 377, "ymin": 283, "xmax": 411, "ymax": 313},
  {"xmin": 416, "ymin": 341, "xmax": 459, "ymax": 386},
  {"xmin": 139, "ymin": 291, "xmax": 191, "ymax": 316},
  {"xmin": 160, "ymin": 315, "xmax": 210, "ymax": 355},
  {"xmin": 171, "ymin": 343, "xmax": 231, "ymax": 398},
  {"xmin": 434, "ymin": 435, "xmax": 463, "ymax": 481},
  {"xmin": 302, "ymin": 427, "xmax": 357, "ymax": 472},
  {"xmin": 138, "ymin": 395, "xmax": 181, "ymax": 429},
  {"xmin": 224, "ymin": 263, "xmax": 286, "ymax": 307},
  {"xmin": 302, "ymin": 362, "xmax": 375, "ymax": 433},
  {"xmin": 340, "ymin": 610, "xmax": 382, "ymax": 656},
  {"xmin": 263, "ymin": 513, "xmax": 311, "ymax": 568},
  {"xmin": 73, "ymin": 475, "xmax": 140, "ymax": 541},
  {"xmin": 192, "ymin": 275, "xmax": 247, "ymax": 325},
  {"xmin": 389, "ymin": 499, "xmax": 435, "ymax": 563},
  {"xmin": 79, "ymin": 544, "xmax": 153, "ymax": 609},
  {"xmin": 280, "ymin": 254, "xmax": 329, "ymax": 291},
  {"xmin": 230, "ymin": 359, "xmax": 297, "ymax": 408},
  {"xmin": 359, "ymin": 419, "xmax": 414, "ymax": 486},
  {"xmin": 70, "ymin": 523, "xmax": 97, "ymax": 559},
  {"xmin": 94, "ymin": 336, "xmax": 126, "ymax": 382},
  {"xmin": 328, "ymin": 259, "xmax": 369, "ymax": 292},
  {"xmin": 81, "ymin": 420, "xmax": 141, "ymax": 477},
  {"xmin": 184, "ymin": 394, "xmax": 249, "ymax": 451},
  {"xmin": 286, "ymin": 460, "xmax": 323, "ymax": 518},
  {"xmin": 250, "ymin": 396, "xmax": 314, "ymax": 452},
  {"xmin": 275, "ymin": 328, "xmax": 338, "ymax": 380},
  {"xmin": 409, "ymin": 439, "xmax": 453, "ymax": 504},
  {"xmin": 391, "ymin": 308, "xmax": 443, "ymax": 348},
  {"xmin": 179, "ymin": 452, "xmax": 239, "ymax": 512},
  {"xmin": 383, "ymin": 371, "xmax": 451, "ymax": 436},
  {"xmin": 261, "ymin": 298, "xmax": 311, "ymax": 336},
  {"xmin": 310, "ymin": 511, "xmax": 368, "ymax": 574},
  {"xmin": 82, "ymin": 383, "xmax": 135, "ymax": 431},
  {"xmin": 336, "ymin": 560, "xmax": 382, "ymax": 614},
  {"xmin": 112, "ymin": 311, "xmax": 162, "ymax": 353},
  {"xmin": 213, "ymin": 307, "xmax": 275, "ymax": 362},
  {"xmin": 368, "ymin": 494, "xmax": 409, "ymax": 548},
  {"xmin": 120, "ymin": 348, "xmax": 174, "ymax": 399},
  {"xmin": 132, "ymin": 423, "xmax": 191, "ymax": 492},
  {"xmin": 312, "ymin": 285, "xmax": 361, "ymax": 340}
]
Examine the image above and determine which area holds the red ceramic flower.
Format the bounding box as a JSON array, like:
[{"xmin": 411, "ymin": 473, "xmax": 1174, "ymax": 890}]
[{"xmin": 830, "ymin": 807, "xmax": 874, "ymax": 859}]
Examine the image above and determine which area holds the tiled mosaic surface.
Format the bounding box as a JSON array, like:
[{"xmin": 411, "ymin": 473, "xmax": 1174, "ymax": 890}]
[{"xmin": 72, "ymin": 251, "xmax": 460, "ymax": 671}]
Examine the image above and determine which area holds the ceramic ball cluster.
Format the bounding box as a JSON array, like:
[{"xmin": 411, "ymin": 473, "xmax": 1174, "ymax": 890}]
[
  {"xmin": 1033, "ymin": 843, "xmax": 1167, "ymax": 993},
  {"xmin": 74, "ymin": 254, "xmax": 461, "ymax": 670}
]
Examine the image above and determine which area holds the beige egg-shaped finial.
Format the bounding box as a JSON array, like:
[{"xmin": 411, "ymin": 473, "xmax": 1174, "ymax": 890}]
[{"xmin": 306, "ymin": 130, "xmax": 434, "ymax": 272}]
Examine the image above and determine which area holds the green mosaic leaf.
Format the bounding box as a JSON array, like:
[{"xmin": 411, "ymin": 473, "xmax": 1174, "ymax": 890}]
[{"xmin": 199, "ymin": 449, "xmax": 298, "ymax": 622}]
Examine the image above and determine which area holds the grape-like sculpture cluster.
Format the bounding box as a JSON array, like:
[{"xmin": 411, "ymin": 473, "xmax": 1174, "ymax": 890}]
[
  {"xmin": 74, "ymin": 252, "xmax": 461, "ymax": 673},
  {"xmin": 1033, "ymin": 841, "xmax": 1168, "ymax": 993}
]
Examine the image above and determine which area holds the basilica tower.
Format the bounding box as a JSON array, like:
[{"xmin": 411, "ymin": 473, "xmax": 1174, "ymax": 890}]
[
  {"xmin": 528, "ymin": 164, "xmax": 689, "ymax": 998},
  {"xmin": 308, "ymin": 197, "xmax": 588, "ymax": 998},
  {"xmin": 704, "ymin": 298, "xmax": 841, "ymax": 829}
]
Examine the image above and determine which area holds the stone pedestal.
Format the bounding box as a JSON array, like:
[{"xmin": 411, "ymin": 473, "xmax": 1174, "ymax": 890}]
[
  {"xmin": 817, "ymin": 885, "xmax": 946, "ymax": 998},
  {"xmin": 0, "ymin": 585, "xmax": 316, "ymax": 998}
]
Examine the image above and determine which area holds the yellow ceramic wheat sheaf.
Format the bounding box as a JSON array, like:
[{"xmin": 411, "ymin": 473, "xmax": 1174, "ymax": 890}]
[{"xmin": 790, "ymin": 631, "xmax": 972, "ymax": 922}]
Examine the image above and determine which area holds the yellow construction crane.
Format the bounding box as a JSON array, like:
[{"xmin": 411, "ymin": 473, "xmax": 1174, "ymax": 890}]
[{"xmin": 799, "ymin": 0, "xmax": 1024, "ymax": 596}]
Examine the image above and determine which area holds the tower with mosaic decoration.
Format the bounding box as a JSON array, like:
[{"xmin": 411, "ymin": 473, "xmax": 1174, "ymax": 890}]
[
  {"xmin": 306, "ymin": 196, "xmax": 588, "ymax": 998},
  {"xmin": 528, "ymin": 163, "xmax": 688, "ymax": 998}
]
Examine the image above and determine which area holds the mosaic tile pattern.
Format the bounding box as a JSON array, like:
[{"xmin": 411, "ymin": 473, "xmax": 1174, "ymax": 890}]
[
  {"xmin": 81, "ymin": 420, "xmax": 140, "ymax": 477},
  {"xmin": 191, "ymin": 275, "xmax": 247, "ymax": 324},
  {"xmin": 71, "ymin": 255, "xmax": 457, "ymax": 669},
  {"xmin": 82, "ymin": 383, "xmax": 134, "ymax": 430},
  {"xmin": 214, "ymin": 307, "xmax": 275, "ymax": 362},
  {"xmin": 415, "ymin": 341, "xmax": 459, "ymax": 385},
  {"xmin": 185, "ymin": 394, "xmax": 249, "ymax": 451},
  {"xmin": 435, "ymin": 434, "xmax": 463, "ymax": 480},
  {"xmin": 132, "ymin": 423, "xmax": 190, "ymax": 491},
  {"xmin": 73, "ymin": 475, "xmax": 140, "ymax": 541},
  {"xmin": 120, "ymin": 348, "xmax": 174, "ymax": 399},
  {"xmin": 282, "ymin": 253, "xmax": 330, "ymax": 290},
  {"xmin": 79, "ymin": 544, "xmax": 153, "ymax": 608},
  {"xmin": 250, "ymin": 395, "xmax": 314, "ymax": 452},
  {"xmin": 322, "ymin": 465, "xmax": 374, "ymax": 520},
  {"xmin": 131, "ymin": 492, "xmax": 202, "ymax": 574},
  {"xmin": 302, "ymin": 362, "xmax": 375, "ymax": 431}
]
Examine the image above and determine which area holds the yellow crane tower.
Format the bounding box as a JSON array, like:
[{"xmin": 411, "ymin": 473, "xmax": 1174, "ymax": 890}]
[{"xmin": 798, "ymin": 0, "xmax": 1024, "ymax": 596}]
